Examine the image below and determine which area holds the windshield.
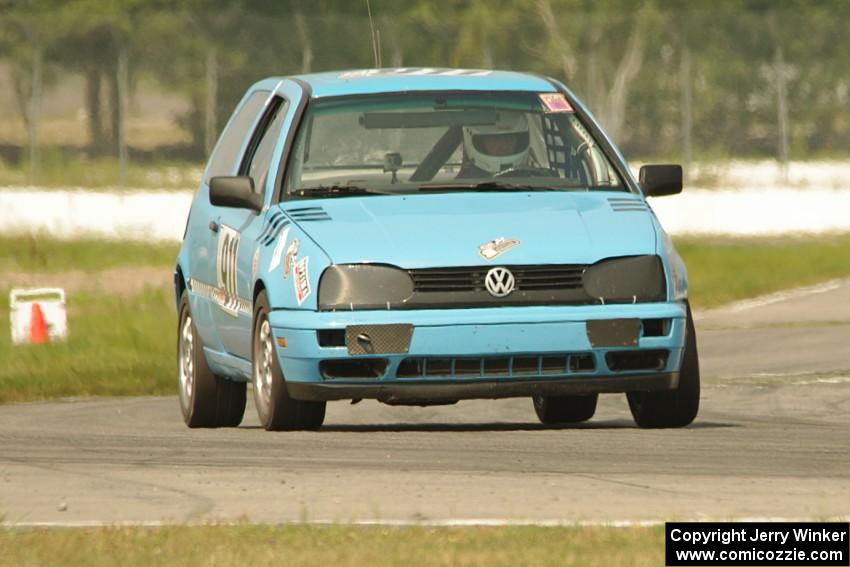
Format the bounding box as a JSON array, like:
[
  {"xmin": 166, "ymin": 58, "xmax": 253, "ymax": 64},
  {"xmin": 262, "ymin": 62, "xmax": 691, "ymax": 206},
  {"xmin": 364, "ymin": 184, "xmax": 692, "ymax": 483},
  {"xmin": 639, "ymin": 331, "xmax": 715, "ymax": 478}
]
[{"xmin": 284, "ymin": 92, "xmax": 627, "ymax": 198}]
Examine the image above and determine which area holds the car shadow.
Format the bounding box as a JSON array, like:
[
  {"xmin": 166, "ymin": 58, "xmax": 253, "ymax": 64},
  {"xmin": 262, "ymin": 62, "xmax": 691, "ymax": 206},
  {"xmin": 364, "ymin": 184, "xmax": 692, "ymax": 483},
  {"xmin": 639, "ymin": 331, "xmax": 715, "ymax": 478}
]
[{"xmin": 312, "ymin": 419, "xmax": 737, "ymax": 433}]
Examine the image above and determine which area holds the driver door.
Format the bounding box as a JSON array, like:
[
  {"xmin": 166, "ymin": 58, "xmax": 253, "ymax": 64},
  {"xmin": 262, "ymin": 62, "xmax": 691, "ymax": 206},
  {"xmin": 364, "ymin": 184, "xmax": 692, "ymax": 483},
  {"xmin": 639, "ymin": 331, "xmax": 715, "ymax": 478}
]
[{"xmin": 211, "ymin": 94, "xmax": 291, "ymax": 360}]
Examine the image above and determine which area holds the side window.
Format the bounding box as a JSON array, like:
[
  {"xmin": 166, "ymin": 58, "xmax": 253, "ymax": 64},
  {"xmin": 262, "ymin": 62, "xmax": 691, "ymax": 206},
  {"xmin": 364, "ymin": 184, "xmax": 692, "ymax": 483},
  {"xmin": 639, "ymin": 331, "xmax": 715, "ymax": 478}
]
[
  {"xmin": 240, "ymin": 97, "xmax": 289, "ymax": 195},
  {"xmin": 283, "ymin": 115, "xmax": 310, "ymax": 195},
  {"xmin": 205, "ymin": 90, "xmax": 269, "ymax": 181}
]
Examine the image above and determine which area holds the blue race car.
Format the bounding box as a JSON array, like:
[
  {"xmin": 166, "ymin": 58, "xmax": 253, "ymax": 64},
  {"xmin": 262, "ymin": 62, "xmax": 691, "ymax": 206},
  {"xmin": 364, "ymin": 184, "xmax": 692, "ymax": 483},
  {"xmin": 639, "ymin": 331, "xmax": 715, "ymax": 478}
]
[{"xmin": 175, "ymin": 68, "xmax": 698, "ymax": 431}]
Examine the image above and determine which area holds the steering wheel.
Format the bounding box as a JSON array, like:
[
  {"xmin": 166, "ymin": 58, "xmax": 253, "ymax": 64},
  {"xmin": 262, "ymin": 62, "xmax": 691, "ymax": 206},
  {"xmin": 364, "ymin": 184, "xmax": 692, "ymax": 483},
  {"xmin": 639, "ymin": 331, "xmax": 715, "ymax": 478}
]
[{"xmin": 493, "ymin": 166, "xmax": 559, "ymax": 179}]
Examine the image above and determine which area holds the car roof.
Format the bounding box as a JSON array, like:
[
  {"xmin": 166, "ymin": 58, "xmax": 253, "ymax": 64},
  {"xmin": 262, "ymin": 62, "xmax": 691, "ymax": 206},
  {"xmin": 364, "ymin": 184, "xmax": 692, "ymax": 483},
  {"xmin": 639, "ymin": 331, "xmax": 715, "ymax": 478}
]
[{"xmin": 257, "ymin": 68, "xmax": 559, "ymax": 99}]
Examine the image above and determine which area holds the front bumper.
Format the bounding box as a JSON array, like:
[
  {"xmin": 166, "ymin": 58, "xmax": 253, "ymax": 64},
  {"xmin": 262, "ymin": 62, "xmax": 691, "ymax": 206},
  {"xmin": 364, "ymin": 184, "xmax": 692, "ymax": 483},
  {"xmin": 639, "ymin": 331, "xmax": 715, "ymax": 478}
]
[
  {"xmin": 287, "ymin": 373, "xmax": 678, "ymax": 403},
  {"xmin": 267, "ymin": 302, "xmax": 687, "ymax": 402}
]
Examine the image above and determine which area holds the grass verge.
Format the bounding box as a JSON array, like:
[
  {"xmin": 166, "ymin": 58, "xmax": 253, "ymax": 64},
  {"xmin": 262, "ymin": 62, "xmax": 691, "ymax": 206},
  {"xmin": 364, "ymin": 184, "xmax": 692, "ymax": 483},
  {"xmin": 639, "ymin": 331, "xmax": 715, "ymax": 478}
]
[
  {"xmin": 0, "ymin": 236, "xmax": 178, "ymax": 403},
  {"xmin": 0, "ymin": 156, "xmax": 201, "ymax": 190},
  {"xmin": 0, "ymin": 525, "xmax": 664, "ymax": 567},
  {"xmin": 0, "ymin": 235, "xmax": 178, "ymax": 274},
  {"xmin": 1, "ymin": 234, "xmax": 850, "ymax": 403},
  {"xmin": 678, "ymin": 233, "xmax": 850, "ymax": 308},
  {"xmin": 0, "ymin": 289, "xmax": 174, "ymax": 404}
]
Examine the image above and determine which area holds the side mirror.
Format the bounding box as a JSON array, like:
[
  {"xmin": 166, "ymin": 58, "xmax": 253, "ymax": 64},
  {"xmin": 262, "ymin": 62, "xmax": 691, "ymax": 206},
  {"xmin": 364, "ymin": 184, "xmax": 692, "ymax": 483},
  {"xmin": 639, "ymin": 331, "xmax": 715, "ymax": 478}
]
[
  {"xmin": 639, "ymin": 164, "xmax": 683, "ymax": 197},
  {"xmin": 209, "ymin": 176, "xmax": 263, "ymax": 212}
]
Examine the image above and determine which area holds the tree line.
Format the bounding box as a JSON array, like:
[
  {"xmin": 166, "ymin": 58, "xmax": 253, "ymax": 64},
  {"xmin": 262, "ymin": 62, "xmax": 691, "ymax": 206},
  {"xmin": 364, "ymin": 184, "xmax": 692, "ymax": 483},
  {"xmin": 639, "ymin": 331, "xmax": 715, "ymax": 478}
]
[{"xmin": 1, "ymin": 0, "xmax": 848, "ymax": 180}]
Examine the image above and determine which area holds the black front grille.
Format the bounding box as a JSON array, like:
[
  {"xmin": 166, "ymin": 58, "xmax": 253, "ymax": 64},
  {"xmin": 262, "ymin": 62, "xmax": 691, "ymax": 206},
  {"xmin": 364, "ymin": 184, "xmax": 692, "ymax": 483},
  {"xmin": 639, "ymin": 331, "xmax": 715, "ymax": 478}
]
[
  {"xmin": 396, "ymin": 352, "xmax": 596, "ymax": 379},
  {"xmin": 410, "ymin": 265, "xmax": 586, "ymax": 293}
]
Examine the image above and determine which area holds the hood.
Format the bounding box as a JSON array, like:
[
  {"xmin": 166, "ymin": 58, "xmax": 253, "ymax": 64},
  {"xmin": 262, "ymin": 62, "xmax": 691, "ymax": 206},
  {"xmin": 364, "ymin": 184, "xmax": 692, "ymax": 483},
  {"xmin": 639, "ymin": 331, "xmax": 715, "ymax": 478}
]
[{"xmin": 283, "ymin": 192, "xmax": 658, "ymax": 268}]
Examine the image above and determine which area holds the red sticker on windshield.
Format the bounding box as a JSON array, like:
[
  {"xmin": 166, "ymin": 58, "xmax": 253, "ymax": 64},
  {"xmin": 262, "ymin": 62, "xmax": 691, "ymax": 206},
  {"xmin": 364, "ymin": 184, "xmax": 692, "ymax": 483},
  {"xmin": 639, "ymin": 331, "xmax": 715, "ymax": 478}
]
[{"xmin": 539, "ymin": 93, "xmax": 574, "ymax": 113}]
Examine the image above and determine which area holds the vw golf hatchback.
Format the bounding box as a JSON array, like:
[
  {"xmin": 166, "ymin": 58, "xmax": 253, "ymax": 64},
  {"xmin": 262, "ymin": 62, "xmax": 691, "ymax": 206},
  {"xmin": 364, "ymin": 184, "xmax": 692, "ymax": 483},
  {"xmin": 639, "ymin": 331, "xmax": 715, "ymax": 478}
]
[{"xmin": 175, "ymin": 68, "xmax": 699, "ymax": 430}]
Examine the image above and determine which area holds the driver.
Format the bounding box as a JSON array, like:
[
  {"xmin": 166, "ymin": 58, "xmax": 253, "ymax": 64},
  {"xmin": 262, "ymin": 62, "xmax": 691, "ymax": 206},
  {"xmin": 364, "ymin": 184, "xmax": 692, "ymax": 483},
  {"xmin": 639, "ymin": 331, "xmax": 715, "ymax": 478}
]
[{"xmin": 457, "ymin": 112, "xmax": 530, "ymax": 178}]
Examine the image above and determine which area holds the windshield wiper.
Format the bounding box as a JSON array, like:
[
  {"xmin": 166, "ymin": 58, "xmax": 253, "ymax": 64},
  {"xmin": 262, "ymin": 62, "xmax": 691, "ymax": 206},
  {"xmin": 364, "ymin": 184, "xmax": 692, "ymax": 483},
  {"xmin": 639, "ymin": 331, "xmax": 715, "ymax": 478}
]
[
  {"xmin": 418, "ymin": 181, "xmax": 559, "ymax": 193},
  {"xmin": 291, "ymin": 185, "xmax": 386, "ymax": 198}
]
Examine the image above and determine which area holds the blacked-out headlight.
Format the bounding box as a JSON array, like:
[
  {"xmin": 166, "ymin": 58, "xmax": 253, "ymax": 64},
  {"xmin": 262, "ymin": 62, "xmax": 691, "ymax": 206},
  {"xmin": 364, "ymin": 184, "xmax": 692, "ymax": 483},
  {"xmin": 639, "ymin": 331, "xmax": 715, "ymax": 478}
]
[
  {"xmin": 318, "ymin": 264, "xmax": 414, "ymax": 310},
  {"xmin": 583, "ymin": 255, "xmax": 666, "ymax": 303}
]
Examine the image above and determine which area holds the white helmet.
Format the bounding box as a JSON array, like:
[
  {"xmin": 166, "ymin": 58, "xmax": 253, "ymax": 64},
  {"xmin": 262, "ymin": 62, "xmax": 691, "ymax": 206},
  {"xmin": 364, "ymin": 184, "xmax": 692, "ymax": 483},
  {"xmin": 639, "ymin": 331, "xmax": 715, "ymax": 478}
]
[{"xmin": 463, "ymin": 112, "xmax": 530, "ymax": 174}]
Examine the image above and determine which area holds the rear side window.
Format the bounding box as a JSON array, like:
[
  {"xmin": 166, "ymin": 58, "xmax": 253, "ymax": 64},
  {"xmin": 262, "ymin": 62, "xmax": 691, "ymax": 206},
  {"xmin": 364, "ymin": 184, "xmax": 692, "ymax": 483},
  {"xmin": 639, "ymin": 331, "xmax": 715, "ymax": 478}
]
[{"xmin": 205, "ymin": 90, "xmax": 269, "ymax": 181}]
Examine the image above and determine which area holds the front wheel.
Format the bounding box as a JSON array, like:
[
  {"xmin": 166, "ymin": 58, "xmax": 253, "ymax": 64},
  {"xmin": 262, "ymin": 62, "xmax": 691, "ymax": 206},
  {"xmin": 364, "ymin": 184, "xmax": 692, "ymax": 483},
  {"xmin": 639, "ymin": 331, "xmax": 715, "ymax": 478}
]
[
  {"xmin": 177, "ymin": 291, "xmax": 246, "ymax": 428},
  {"xmin": 627, "ymin": 303, "xmax": 700, "ymax": 428},
  {"xmin": 533, "ymin": 394, "xmax": 598, "ymax": 425},
  {"xmin": 252, "ymin": 291, "xmax": 326, "ymax": 431}
]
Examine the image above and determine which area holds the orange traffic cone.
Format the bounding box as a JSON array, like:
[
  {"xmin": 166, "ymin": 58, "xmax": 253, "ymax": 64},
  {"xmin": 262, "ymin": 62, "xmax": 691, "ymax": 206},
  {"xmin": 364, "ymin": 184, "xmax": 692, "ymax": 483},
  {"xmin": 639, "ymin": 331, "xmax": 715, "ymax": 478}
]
[{"xmin": 30, "ymin": 303, "xmax": 49, "ymax": 344}]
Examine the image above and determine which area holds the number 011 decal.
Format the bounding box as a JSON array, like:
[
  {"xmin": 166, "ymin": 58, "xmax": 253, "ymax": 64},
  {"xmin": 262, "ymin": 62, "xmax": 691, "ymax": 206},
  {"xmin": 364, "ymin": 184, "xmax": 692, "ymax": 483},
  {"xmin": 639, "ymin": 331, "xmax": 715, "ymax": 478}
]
[{"xmin": 216, "ymin": 225, "xmax": 242, "ymax": 315}]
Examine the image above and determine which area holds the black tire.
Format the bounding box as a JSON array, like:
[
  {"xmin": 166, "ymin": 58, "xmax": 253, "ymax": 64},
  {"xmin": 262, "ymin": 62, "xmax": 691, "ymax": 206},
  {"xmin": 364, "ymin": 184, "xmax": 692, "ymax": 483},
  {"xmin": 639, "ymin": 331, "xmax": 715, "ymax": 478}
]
[
  {"xmin": 177, "ymin": 291, "xmax": 246, "ymax": 428},
  {"xmin": 627, "ymin": 302, "xmax": 700, "ymax": 428},
  {"xmin": 252, "ymin": 291, "xmax": 326, "ymax": 431},
  {"xmin": 533, "ymin": 394, "xmax": 598, "ymax": 425}
]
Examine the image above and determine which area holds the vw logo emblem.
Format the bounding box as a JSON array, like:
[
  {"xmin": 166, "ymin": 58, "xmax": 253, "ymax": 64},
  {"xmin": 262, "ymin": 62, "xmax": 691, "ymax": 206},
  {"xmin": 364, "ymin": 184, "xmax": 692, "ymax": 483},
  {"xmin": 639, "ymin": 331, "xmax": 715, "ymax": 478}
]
[{"xmin": 485, "ymin": 267, "xmax": 516, "ymax": 298}]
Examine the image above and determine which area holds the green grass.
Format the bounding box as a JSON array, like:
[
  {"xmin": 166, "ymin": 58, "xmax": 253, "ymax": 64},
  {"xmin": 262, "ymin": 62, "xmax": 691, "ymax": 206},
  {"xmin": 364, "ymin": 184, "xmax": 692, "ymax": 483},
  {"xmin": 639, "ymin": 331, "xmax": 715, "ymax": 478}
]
[
  {"xmin": 0, "ymin": 288, "xmax": 174, "ymax": 404},
  {"xmin": 1, "ymin": 233, "xmax": 850, "ymax": 403},
  {"xmin": 0, "ymin": 155, "xmax": 202, "ymax": 190},
  {"xmin": 0, "ymin": 236, "xmax": 178, "ymax": 403},
  {"xmin": 679, "ymin": 233, "xmax": 850, "ymax": 308},
  {"xmin": 0, "ymin": 235, "xmax": 178, "ymax": 273},
  {"xmin": 0, "ymin": 525, "xmax": 664, "ymax": 567}
]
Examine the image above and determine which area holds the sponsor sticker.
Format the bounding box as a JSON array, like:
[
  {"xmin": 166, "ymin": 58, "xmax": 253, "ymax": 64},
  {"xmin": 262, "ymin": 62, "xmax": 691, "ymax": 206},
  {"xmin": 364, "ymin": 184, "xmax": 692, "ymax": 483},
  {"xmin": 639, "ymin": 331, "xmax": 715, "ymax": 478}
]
[
  {"xmin": 339, "ymin": 68, "xmax": 492, "ymax": 80},
  {"xmin": 338, "ymin": 69, "xmax": 381, "ymax": 80},
  {"xmin": 539, "ymin": 93, "xmax": 574, "ymax": 113},
  {"xmin": 479, "ymin": 237, "xmax": 521, "ymax": 261},
  {"xmin": 283, "ymin": 238, "xmax": 300, "ymax": 279},
  {"xmin": 268, "ymin": 227, "xmax": 291, "ymax": 271},
  {"xmin": 293, "ymin": 256, "xmax": 311, "ymax": 305}
]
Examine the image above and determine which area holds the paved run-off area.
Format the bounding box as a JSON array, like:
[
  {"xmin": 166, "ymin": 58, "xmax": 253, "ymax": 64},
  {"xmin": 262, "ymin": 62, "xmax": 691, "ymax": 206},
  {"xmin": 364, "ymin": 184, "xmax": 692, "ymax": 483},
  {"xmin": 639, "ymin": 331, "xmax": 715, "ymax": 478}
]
[{"xmin": 0, "ymin": 282, "xmax": 848, "ymax": 525}]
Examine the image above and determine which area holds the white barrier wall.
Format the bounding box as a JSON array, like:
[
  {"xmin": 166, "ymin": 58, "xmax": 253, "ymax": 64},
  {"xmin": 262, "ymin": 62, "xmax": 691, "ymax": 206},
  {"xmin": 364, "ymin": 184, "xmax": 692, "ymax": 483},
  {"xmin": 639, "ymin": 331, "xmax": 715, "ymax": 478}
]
[
  {"xmin": 0, "ymin": 189, "xmax": 193, "ymax": 241},
  {"xmin": 649, "ymin": 188, "xmax": 850, "ymax": 236},
  {"xmin": 2, "ymin": 186, "xmax": 850, "ymax": 240}
]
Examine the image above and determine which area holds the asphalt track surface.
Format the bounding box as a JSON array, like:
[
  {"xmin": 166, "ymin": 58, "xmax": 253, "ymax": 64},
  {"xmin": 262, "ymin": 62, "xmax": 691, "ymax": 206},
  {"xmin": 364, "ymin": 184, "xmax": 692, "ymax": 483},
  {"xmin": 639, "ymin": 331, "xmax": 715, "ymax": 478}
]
[{"xmin": 1, "ymin": 281, "xmax": 849, "ymax": 525}]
